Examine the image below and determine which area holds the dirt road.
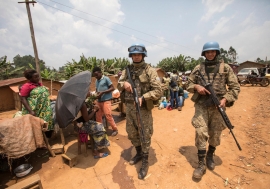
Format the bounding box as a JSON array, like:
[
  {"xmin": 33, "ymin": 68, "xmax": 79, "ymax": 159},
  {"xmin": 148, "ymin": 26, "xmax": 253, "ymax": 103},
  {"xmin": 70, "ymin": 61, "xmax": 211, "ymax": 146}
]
[{"xmin": 1, "ymin": 85, "xmax": 270, "ymax": 189}]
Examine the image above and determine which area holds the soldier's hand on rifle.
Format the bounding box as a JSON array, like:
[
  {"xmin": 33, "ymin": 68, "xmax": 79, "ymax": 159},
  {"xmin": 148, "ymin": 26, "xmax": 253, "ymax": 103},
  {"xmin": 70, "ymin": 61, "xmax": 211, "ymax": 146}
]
[
  {"xmin": 138, "ymin": 97, "xmax": 144, "ymax": 107},
  {"xmin": 195, "ymin": 84, "xmax": 211, "ymax": 95},
  {"xmin": 124, "ymin": 81, "xmax": 133, "ymax": 93},
  {"xmin": 219, "ymin": 98, "xmax": 227, "ymax": 108}
]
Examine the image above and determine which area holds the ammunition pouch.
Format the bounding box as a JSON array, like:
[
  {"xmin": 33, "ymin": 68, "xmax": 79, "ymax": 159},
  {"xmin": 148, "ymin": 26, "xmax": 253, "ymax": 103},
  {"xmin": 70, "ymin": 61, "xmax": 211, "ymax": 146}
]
[
  {"xmin": 145, "ymin": 100, "xmax": 154, "ymax": 111},
  {"xmin": 225, "ymin": 101, "xmax": 234, "ymax": 107},
  {"xmin": 191, "ymin": 92, "xmax": 201, "ymax": 103},
  {"xmin": 204, "ymin": 96, "xmax": 215, "ymax": 107}
]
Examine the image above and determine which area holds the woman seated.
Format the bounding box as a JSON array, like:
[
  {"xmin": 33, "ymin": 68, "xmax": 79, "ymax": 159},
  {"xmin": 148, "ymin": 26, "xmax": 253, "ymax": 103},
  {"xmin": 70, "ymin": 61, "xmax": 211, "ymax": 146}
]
[
  {"xmin": 20, "ymin": 70, "xmax": 53, "ymax": 131},
  {"xmin": 74, "ymin": 101, "xmax": 110, "ymax": 159}
]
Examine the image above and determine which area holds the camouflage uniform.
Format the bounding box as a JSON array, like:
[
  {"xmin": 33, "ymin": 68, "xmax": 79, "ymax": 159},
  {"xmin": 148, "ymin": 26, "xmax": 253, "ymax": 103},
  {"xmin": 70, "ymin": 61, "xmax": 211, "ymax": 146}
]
[
  {"xmin": 187, "ymin": 61, "xmax": 240, "ymax": 150},
  {"xmin": 117, "ymin": 61, "xmax": 162, "ymax": 153}
]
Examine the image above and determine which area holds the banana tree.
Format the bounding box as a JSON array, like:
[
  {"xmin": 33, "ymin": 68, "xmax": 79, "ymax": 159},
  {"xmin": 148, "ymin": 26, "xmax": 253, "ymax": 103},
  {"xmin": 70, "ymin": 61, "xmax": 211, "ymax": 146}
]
[{"xmin": 0, "ymin": 56, "xmax": 25, "ymax": 80}]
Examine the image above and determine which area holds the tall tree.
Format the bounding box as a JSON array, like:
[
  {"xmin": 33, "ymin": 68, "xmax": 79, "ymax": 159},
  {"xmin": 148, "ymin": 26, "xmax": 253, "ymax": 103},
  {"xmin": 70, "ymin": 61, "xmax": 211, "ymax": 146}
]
[
  {"xmin": 219, "ymin": 47, "xmax": 238, "ymax": 63},
  {"xmin": 227, "ymin": 46, "xmax": 238, "ymax": 63},
  {"xmin": 219, "ymin": 48, "xmax": 229, "ymax": 63},
  {"xmin": 13, "ymin": 54, "xmax": 46, "ymax": 71},
  {"xmin": 157, "ymin": 54, "xmax": 197, "ymax": 72},
  {"xmin": 255, "ymin": 57, "xmax": 264, "ymax": 63}
]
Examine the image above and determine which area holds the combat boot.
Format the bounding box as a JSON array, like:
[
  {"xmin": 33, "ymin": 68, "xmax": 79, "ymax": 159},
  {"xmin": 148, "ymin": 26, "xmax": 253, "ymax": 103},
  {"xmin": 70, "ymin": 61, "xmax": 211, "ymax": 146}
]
[
  {"xmin": 129, "ymin": 146, "xmax": 142, "ymax": 165},
  {"xmin": 193, "ymin": 151, "xmax": 206, "ymax": 179},
  {"xmin": 206, "ymin": 145, "xmax": 216, "ymax": 170},
  {"xmin": 138, "ymin": 152, "xmax": 149, "ymax": 179}
]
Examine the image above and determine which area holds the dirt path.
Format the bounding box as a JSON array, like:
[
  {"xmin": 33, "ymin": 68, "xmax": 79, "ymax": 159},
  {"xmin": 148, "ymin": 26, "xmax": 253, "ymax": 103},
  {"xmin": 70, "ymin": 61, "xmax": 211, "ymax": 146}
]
[{"xmin": 1, "ymin": 85, "xmax": 270, "ymax": 189}]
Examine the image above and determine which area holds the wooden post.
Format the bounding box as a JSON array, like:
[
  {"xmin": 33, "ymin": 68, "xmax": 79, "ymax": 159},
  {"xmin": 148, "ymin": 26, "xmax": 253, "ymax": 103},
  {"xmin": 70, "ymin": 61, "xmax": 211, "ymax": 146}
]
[
  {"xmin": 77, "ymin": 133, "xmax": 81, "ymax": 155},
  {"xmin": 59, "ymin": 128, "xmax": 65, "ymax": 146},
  {"xmin": 42, "ymin": 131, "xmax": 55, "ymax": 157},
  {"xmin": 18, "ymin": 0, "xmax": 41, "ymax": 82}
]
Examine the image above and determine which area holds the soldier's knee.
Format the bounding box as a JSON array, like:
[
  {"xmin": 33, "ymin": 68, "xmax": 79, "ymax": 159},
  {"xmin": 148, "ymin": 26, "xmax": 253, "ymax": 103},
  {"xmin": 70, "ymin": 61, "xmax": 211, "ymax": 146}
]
[{"xmin": 195, "ymin": 127, "xmax": 208, "ymax": 138}]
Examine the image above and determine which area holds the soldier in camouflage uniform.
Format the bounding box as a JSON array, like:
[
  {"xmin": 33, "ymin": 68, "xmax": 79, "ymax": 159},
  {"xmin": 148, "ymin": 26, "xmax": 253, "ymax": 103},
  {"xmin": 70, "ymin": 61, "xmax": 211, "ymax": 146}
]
[
  {"xmin": 186, "ymin": 41, "xmax": 240, "ymax": 179},
  {"xmin": 117, "ymin": 43, "xmax": 162, "ymax": 179}
]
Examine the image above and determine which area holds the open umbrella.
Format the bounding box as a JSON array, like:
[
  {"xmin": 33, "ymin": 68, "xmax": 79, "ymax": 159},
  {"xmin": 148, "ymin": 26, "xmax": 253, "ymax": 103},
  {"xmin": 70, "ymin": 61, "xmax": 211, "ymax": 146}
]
[{"xmin": 56, "ymin": 71, "xmax": 91, "ymax": 128}]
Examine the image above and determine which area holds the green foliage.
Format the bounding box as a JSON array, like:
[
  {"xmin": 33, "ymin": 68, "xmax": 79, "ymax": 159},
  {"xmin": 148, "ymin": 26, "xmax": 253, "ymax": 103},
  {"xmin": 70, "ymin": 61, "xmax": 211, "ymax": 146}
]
[
  {"xmin": 13, "ymin": 54, "xmax": 46, "ymax": 71},
  {"xmin": 157, "ymin": 54, "xmax": 201, "ymax": 72},
  {"xmin": 219, "ymin": 46, "xmax": 238, "ymax": 63},
  {"xmin": 5, "ymin": 45, "xmax": 241, "ymax": 81},
  {"xmin": 0, "ymin": 56, "xmax": 25, "ymax": 80},
  {"xmin": 254, "ymin": 57, "xmax": 270, "ymax": 65},
  {"xmin": 60, "ymin": 54, "xmax": 130, "ymax": 79}
]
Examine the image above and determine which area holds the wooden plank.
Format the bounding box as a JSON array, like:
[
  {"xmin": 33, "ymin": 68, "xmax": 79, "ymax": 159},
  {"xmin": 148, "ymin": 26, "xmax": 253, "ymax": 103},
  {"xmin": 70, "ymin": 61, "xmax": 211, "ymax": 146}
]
[
  {"xmin": 42, "ymin": 132, "xmax": 55, "ymax": 157},
  {"xmin": 62, "ymin": 152, "xmax": 77, "ymax": 168},
  {"xmin": 51, "ymin": 144, "xmax": 64, "ymax": 154},
  {"xmin": 62, "ymin": 152, "xmax": 76, "ymax": 160},
  {"xmin": 7, "ymin": 174, "xmax": 42, "ymax": 189}
]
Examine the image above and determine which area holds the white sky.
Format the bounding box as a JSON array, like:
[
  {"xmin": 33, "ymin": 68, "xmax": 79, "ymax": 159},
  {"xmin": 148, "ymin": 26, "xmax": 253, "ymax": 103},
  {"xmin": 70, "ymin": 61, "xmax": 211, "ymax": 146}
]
[{"xmin": 1, "ymin": 0, "xmax": 270, "ymax": 69}]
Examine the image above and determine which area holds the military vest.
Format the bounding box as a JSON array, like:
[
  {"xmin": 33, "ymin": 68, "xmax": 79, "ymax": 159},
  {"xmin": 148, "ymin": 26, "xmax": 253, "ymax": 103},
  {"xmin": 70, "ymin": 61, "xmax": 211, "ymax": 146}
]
[
  {"xmin": 125, "ymin": 63, "xmax": 151, "ymax": 102},
  {"xmin": 198, "ymin": 62, "xmax": 227, "ymax": 95}
]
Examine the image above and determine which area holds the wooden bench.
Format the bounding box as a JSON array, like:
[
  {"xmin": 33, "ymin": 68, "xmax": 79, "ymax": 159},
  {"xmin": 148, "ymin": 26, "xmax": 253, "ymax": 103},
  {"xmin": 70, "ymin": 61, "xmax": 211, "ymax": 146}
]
[
  {"xmin": 62, "ymin": 152, "xmax": 78, "ymax": 168},
  {"xmin": 7, "ymin": 174, "xmax": 43, "ymax": 189}
]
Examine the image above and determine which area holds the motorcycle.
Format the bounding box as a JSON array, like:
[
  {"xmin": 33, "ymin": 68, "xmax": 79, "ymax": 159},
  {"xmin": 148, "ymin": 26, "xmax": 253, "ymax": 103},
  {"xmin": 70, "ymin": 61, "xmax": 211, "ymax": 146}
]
[{"xmin": 239, "ymin": 74, "xmax": 269, "ymax": 87}]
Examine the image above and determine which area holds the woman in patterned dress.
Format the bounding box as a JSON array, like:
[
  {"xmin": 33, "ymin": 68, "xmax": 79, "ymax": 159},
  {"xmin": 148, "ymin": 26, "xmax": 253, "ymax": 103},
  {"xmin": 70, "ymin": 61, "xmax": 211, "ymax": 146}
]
[{"xmin": 20, "ymin": 70, "xmax": 53, "ymax": 131}]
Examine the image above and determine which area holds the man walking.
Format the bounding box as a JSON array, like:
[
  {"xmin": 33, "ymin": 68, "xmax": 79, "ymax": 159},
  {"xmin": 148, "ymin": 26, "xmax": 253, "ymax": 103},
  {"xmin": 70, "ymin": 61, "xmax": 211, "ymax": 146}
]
[
  {"xmin": 187, "ymin": 41, "xmax": 240, "ymax": 179},
  {"xmin": 93, "ymin": 67, "xmax": 118, "ymax": 136},
  {"xmin": 117, "ymin": 43, "xmax": 162, "ymax": 179}
]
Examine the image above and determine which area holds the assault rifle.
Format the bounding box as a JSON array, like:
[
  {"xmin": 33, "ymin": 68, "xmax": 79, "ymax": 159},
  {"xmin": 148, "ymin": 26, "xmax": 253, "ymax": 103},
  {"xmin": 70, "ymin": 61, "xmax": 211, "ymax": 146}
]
[
  {"xmin": 126, "ymin": 66, "xmax": 145, "ymax": 143},
  {"xmin": 195, "ymin": 70, "xmax": 242, "ymax": 151}
]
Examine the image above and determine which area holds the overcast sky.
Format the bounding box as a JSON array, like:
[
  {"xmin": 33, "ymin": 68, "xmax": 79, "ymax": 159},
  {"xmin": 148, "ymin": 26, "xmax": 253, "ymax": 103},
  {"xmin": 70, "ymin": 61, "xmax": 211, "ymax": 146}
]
[{"xmin": 1, "ymin": 0, "xmax": 270, "ymax": 69}]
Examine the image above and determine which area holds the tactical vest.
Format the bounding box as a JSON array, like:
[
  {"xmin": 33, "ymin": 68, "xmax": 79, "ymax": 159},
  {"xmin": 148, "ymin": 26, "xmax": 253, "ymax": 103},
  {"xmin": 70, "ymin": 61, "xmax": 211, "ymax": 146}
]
[
  {"xmin": 198, "ymin": 62, "xmax": 227, "ymax": 95},
  {"xmin": 125, "ymin": 63, "xmax": 151, "ymax": 102}
]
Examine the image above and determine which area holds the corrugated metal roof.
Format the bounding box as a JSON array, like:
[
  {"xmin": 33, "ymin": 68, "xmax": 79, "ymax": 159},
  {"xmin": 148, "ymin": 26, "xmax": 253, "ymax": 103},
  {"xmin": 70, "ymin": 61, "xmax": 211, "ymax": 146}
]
[{"xmin": 0, "ymin": 77, "xmax": 26, "ymax": 87}]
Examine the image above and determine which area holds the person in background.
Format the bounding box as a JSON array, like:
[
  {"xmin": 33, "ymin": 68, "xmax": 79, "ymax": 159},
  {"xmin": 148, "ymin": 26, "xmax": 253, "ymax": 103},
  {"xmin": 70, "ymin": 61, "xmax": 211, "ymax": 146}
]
[
  {"xmin": 162, "ymin": 73, "xmax": 170, "ymax": 101},
  {"xmin": 74, "ymin": 94, "xmax": 110, "ymax": 159},
  {"xmin": 117, "ymin": 43, "xmax": 162, "ymax": 179},
  {"xmin": 187, "ymin": 41, "xmax": 240, "ymax": 179},
  {"xmin": 178, "ymin": 74, "xmax": 183, "ymax": 88},
  {"xmin": 177, "ymin": 86, "xmax": 184, "ymax": 111},
  {"xmin": 250, "ymin": 70, "xmax": 258, "ymax": 76},
  {"xmin": 20, "ymin": 70, "xmax": 53, "ymax": 132},
  {"xmin": 169, "ymin": 70, "xmax": 181, "ymax": 110},
  {"xmin": 182, "ymin": 73, "xmax": 187, "ymax": 82},
  {"xmin": 182, "ymin": 73, "xmax": 188, "ymax": 90},
  {"xmin": 92, "ymin": 67, "xmax": 118, "ymax": 136}
]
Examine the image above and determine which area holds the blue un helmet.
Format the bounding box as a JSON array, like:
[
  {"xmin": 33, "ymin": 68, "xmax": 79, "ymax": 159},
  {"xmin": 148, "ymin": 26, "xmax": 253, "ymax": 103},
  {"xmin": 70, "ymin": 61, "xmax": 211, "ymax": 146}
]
[
  {"xmin": 201, "ymin": 41, "xmax": 220, "ymax": 56},
  {"xmin": 128, "ymin": 43, "xmax": 147, "ymax": 57}
]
